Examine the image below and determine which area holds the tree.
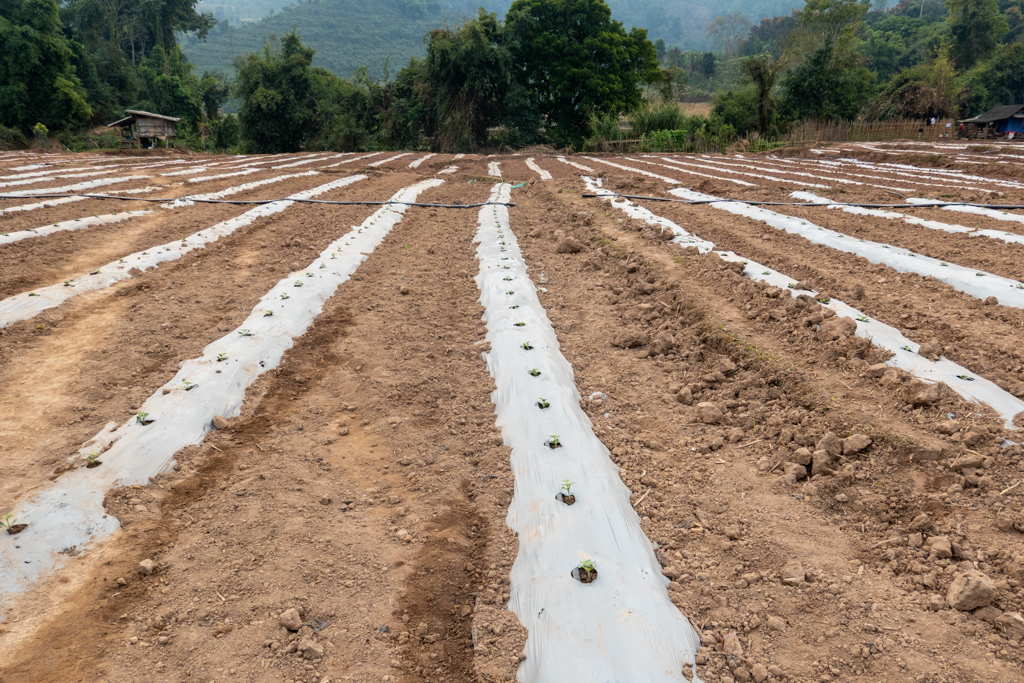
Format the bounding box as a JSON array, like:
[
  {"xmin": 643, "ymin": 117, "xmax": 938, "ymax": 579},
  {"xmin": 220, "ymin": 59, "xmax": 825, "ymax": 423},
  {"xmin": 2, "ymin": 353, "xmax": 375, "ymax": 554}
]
[
  {"xmin": 199, "ymin": 71, "xmax": 230, "ymax": 120},
  {"xmin": 654, "ymin": 37, "xmax": 666, "ymax": 63},
  {"xmin": 0, "ymin": 0, "xmax": 92, "ymax": 132},
  {"xmin": 235, "ymin": 31, "xmax": 316, "ymax": 152},
  {"xmin": 504, "ymin": 0, "xmax": 660, "ymax": 148},
  {"xmin": 780, "ymin": 40, "xmax": 873, "ymax": 120},
  {"xmin": 705, "ymin": 12, "xmax": 752, "ymax": 58},
  {"xmin": 741, "ymin": 53, "xmax": 783, "ymax": 135},
  {"xmin": 945, "ymin": 0, "xmax": 1008, "ymax": 69},
  {"xmin": 978, "ymin": 42, "xmax": 1024, "ymax": 105}
]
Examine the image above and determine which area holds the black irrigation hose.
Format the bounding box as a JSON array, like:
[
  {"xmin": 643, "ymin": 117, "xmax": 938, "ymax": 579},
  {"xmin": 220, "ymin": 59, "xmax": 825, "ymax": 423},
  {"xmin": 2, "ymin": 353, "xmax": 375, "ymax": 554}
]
[
  {"xmin": 581, "ymin": 192, "xmax": 1024, "ymax": 210},
  {"xmin": 0, "ymin": 192, "xmax": 516, "ymax": 209}
]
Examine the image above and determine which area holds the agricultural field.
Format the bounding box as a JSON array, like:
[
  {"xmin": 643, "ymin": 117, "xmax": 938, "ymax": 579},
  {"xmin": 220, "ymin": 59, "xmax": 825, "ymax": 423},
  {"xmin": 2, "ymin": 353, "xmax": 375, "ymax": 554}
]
[{"xmin": 1, "ymin": 144, "xmax": 1023, "ymax": 683}]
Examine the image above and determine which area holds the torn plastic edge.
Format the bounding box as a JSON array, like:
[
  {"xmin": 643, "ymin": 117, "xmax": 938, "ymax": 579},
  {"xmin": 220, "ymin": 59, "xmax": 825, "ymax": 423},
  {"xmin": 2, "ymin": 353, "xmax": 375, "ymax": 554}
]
[
  {"xmin": 0, "ymin": 177, "xmax": 444, "ymax": 611},
  {"xmin": 476, "ymin": 182, "xmax": 703, "ymax": 683}
]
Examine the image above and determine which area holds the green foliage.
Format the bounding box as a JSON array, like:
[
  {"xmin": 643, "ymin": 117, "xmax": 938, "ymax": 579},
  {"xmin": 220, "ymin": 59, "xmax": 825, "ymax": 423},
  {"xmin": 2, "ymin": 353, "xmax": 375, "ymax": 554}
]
[
  {"xmin": 946, "ymin": 0, "xmax": 1008, "ymax": 69},
  {"xmin": 780, "ymin": 40, "xmax": 873, "ymax": 121},
  {"xmin": 505, "ymin": 0, "xmax": 660, "ymax": 148},
  {"xmin": 628, "ymin": 101, "xmax": 685, "ymax": 137},
  {"xmin": 0, "ymin": 0, "xmax": 92, "ymax": 132},
  {"xmin": 741, "ymin": 53, "xmax": 783, "ymax": 135},
  {"xmin": 712, "ymin": 88, "xmax": 762, "ymax": 136},
  {"xmin": 976, "ymin": 42, "xmax": 1024, "ymax": 109},
  {"xmin": 0, "ymin": 124, "xmax": 28, "ymax": 148}
]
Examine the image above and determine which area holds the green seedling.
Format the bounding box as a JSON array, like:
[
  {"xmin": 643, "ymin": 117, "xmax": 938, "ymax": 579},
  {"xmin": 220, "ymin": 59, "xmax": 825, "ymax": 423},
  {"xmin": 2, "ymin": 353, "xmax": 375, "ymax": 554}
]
[
  {"xmin": 976, "ymin": 272, "xmax": 985, "ymax": 277},
  {"xmin": 578, "ymin": 559, "xmax": 595, "ymax": 572},
  {"xmin": 281, "ymin": 293, "xmax": 290, "ymax": 299},
  {"xmin": 514, "ymin": 321, "xmax": 525, "ymax": 327},
  {"xmin": 1016, "ymin": 284, "xmax": 1024, "ymax": 290},
  {"xmin": 941, "ymin": 262, "xmax": 949, "ymax": 266},
  {"xmin": 504, "ymin": 277, "xmax": 513, "ymax": 281},
  {"xmin": 306, "ymin": 272, "xmax": 314, "ymax": 277},
  {"xmin": 86, "ymin": 452, "xmax": 100, "ymax": 465},
  {"xmin": 901, "ymin": 345, "xmax": 913, "ymax": 352},
  {"xmin": 183, "ymin": 380, "xmax": 197, "ymax": 391},
  {"xmin": 561, "ymin": 479, "xmax": 573, "ymax": 496},
  {"xmin": 522, "ymin": 342, "xmax": 534, "ymax": 350},
  {"xmin": 63, "ymin": 280, "xmax": 71, "ymax": 287},
  {"xmin": 119, "ymin": 258, "xmax": 126, "ymax": 263},
  {"xmin": 510, "ymin": 304, "xmax": 520, "ymax": 309},
  {"xmin": 503, "ymin": 265, "xmax": 510, "ymax": 270},
  {"xmin": 238, "ymin": 329, "xmax": 254, "ymax": 336},
  {"xmin": 1, "ymin": 514, "xmax": 18, "ymax": 530},
  {"xmin": 136, "ymin": 411, "xmax": 152, "ymax": 424},
  {"xmin": 538, "ymin": 397, "xmax": 550, "ymax": 409},
  {"xmin": 319, "ymin": 263, "xmax": 326, "ymax": 269},
  {"xmin": 217, "ymin": 353, "xmax": 227, "ymax": 362},
  {"xmin": 762, "ymin": 270, "xmax": 770, "ymax": 275},
  {"xmin": 264, "ymin": 310, "xmax": 273, "ymax": 317},
  {"xmin": 856, "ymin": 315, "xmax": 869, "ymax": 322},
  {"xmin": 28, "ymin": 292, "xmax": 38, "ymax": 297},
  {"xmin": 817, "ymin": 297, "xmax": 830, "ymax": 304},
  {"xmin": 506, "ymin": 290, "xmax": 515, "ymax": 295},
  {"xmin": 548, "ymin": 435, "xmax": 562, "ymax": 448},
  {"xmin": 90, "ymin": 269, "xmax": 100, "ymax": 275},
  {"xmin": 787, "ymin": 283, "xmax": 797, "ymax": 289},
  {"xmin": 957, "ymin": 374, "xmax": 975, "ymax": 381},
  {"xmin": 294, "ymin": 280, "xmax": 303, "ymax": 287},
  {"xmin": 528, "ymin": 368, "xmax": 541, "ymax": 377}
]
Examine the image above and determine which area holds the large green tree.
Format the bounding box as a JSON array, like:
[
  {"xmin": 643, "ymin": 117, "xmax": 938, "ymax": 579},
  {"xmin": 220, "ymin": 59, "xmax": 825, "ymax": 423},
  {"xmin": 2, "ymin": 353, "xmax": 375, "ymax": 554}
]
[
  {"xmin": 0, "ymin": 0, "xmax": 92, "ymax": 132},
  {"xmin": 504, "ymin": 0, "xmax": 660, "ymax": 148},
  {"xmin": 780, "ymin": 40, "xmax": 873, "ymax": 120},
  {"xmin": 945, "ymin": 0, "xmax": 1008, "ymax": 69}
]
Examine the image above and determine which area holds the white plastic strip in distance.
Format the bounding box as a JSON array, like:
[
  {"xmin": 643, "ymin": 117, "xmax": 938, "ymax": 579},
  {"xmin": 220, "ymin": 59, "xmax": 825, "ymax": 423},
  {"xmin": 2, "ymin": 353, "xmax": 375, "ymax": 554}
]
[
  {"xmin": 163, "ymin": 170, "xmax": 320, "ymax": 208},
  {"xmin": 652, "ymin": 156, "xmax": 830, "ymax": 189},
  {"xmin": 187, "ymin": 168, "xmax": 261, "ymax": 183},
  {"xmin": 475, "ymin": 182, "xmax": 703, "ymax": 683},
  {"xmin": 586, "ymin": 156, "xmax": 755, "ymax": 188},
  {"xmin": 0, "ymin": 178, "xmax": 444, "ymax": 611},
  {"xmin": 555, "ymin": 157, "xmax": 594, "ymax": 172},
  {"xmin": 667, "ymin": 186, "xmax": 1024, "ymax": 309},
  {"xmin": 0, "ymin": 168, "xmax": 119, "ymax": 188},
  {"xmin": 320, "ymin": 152, "xmax": 381, "ymax": 168},
  {"xmin": 0, "ymin": 210, "xmax": 150, "ymax": 246},
  {"xmin": 584, "ymin": 177, "xmax": 1024, "ymax": 429},
  {"xmin": 0, "ymin": 175, "xmax": 141, "ymax": 197},
  {"xmin": 368, "ymin": 153, "xmax": 410, "ymax": 167},
  {"xmin": 907, "ymin": 197, "xmax": 1024, "ymax": 225},
  {"xmin": 487, "ymin": 161, "xmax": 501, "ymax": 177},
  {"xmin": 524, "ymin": 157, "xmax": 552, "ymax": 180},
  {"xmin": 793, "ymin": 192, "xmax": 1024, "ymax": 247},
  {"xmin": 0, "ymin": 175, "xmax": 366, "ymax": 328},
  {"xmin": 409, "ymin": 154, "xmax": 435, "ymax": 168}
]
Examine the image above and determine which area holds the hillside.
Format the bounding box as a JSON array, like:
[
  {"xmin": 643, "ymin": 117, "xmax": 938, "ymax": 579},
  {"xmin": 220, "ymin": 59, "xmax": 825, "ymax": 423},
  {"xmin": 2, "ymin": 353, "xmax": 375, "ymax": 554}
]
[{"xmin": 182, "ymin": 0, "xmax": 803, "ymax": 80}]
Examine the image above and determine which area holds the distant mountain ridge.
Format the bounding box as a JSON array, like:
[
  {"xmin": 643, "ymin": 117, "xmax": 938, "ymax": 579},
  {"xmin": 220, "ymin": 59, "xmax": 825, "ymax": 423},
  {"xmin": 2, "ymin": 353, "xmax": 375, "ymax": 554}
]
[{"xmin": 182, "ymin": 0, "xmax": 804, "ymax": 80}]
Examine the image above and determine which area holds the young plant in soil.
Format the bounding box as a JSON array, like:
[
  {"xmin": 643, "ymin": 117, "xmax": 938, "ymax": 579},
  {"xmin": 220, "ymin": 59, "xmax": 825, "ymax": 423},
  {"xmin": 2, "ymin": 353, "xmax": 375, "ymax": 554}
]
[
  {"xmin": 856, "ymin": 315, "xmax": 869, "ymax": 322},
  {"xmin": 86, "ymin": 452, "xmax": 102, "ymax": 468},
  {"xmin": 183, "ymin": 380, "xmax": 197, "ymax": 391},
  {"xmin": 514, "ymin": 321, "xmax": 525, "ymax": 327},
  {"xmin": 136, "ymin": 411, "xmax": 154, "ymax": 425},
  {"xmin": 547, "ymin": 434, "xmax": 562, "ymax": 449},
  {"xmin": 238, "ymin": 329, "xmax": 254, "ymax": 337},
  {"xmin": 529, "ymin": 368, "xmax": 541, "ymax": 377},
  {"xmin": 2, "ymin": 514, "xmax": 27, "ymax": 535},
  {"xmin": 574, "ymin": 559, "xmax": 597, "ymax": 583},
  {"xmin": 294, "ymin": 280, "xmax": 304, "ymax": 288},
  {"xmin": 264, "ymin": 310, "xmax": 274, "ymax": 317},
  {"xmin": 281, "ymin": 293, "xmax": 290, "ymax": 299},
  {"xmin": 557, "ymin": 479, "xmax": 575, "ymax": 505},
  {"xmin": 217, "ymin": 353, "xmax": 227, "ymax": 362},
  {"xmin": 522, "ymin": 342, "xmax": 534, "ymax": 350},
  {"xmin": 537, "ymin": 397, "xmax": 550, "ymax": 409}
]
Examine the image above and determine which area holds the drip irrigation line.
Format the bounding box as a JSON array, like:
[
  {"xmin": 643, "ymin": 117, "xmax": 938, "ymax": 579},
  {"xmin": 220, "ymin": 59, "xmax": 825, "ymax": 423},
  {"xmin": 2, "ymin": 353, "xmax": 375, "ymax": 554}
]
[
  {"xmin": 581, "ymin": 192, "xmax": 1024, "ymax": 210},
  {"xmin": 0, "ymin": 192, "xmax": 516, "ymax": 209}
]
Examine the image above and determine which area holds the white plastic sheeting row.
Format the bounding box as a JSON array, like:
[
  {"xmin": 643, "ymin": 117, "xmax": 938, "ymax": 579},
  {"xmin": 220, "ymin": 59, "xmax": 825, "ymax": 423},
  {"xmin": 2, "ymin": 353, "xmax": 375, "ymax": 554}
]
[
  {"xmin": 616, "ymin": 157, "xmax": 757, "ymax": 187},
  {"xmin": 0, "ymin": 210, "xmax": 150, "ymax": 246},
  {"xmin": 475, "ymin": 183, "xmax": 703, "ymax": 683},
  {"xmin": 409, "ymin": 154, "xmax": 436, "ymax": 168},
  {"xmin": 792, "ymin": 192, "xmax": 1024, "ymax": 247},
  {"xmin": 907, "ymin": 198, "xmax": 1024, "ymax": 225},
  {"xmin": 164, "ymin": 170, "xmax": 319, "ymax": 208},
  {"xmin": 0, "ymin": 175, "xmax": 141, "ymax": 197},
  {"xmin": 668, "ymin": 186, "xmax": 1024, "ymax": 309},
  {"xmin": 0, "ymin": 175, "xmax": 367, "ymax": 328},
  {"xmin": 0, "ymin": 178, "xmax": 443, "ymax": 611},
  {"xmin": 368, "ymin": 153, "xmax": 410, "ymax": 167},
  {"xmin": 487, "ymin": 161, "xmax": 502, "ymax": 178},
  {"xmin": 525, "ymin": 157, "xmax": 552, "ymax": 180},
  {"xmin": 555, "ymin": 157, "xmax": 594, "ymax": 172},
  {"xmin": 584, "ymin": 177, "xmax": 1024, "ymax": 429},
  {"xmin": 655, "ymin": 156, "xmax": 830, "ymax": 189}
]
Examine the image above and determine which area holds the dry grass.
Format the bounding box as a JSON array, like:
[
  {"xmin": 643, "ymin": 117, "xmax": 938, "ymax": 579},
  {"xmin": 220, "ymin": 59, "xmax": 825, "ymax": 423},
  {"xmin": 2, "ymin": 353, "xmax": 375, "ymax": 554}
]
[{"xmin": 680, "ymin": 102, "xmax": 712, "ymax": 117}]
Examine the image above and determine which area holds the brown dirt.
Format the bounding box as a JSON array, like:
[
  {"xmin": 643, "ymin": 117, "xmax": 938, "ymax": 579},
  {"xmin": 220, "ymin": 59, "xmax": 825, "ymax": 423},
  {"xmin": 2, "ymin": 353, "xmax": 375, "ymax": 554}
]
[{"xmin": 1, "ymin": 151, "xmax": 1023, "ymax": 683}]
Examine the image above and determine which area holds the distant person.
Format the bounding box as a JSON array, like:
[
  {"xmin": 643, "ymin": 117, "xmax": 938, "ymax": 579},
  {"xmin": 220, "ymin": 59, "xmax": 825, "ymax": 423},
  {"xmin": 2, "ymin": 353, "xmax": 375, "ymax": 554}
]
[
  {"xmin": 958, "ymin": 123, "xmax": 964, "ymax": 139},
  {"xmin": 930, "ymin": 116, "xmax": 936, "ymax": 126}
]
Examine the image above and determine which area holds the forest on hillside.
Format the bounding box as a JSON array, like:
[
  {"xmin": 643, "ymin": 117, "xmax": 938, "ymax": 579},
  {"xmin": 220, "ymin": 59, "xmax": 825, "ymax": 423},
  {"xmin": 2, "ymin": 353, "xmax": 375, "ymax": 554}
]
[{"xmin": 182, "ymin": 0, "xmax": 807, "ymax": 78}]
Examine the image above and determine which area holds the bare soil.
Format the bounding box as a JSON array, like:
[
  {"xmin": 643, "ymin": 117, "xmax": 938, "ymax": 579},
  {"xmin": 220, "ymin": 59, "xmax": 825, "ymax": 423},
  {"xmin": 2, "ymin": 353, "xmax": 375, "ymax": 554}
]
[{"xmin": 1, "ymin": 148, "xmax": 1022, "ymax": 683}]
